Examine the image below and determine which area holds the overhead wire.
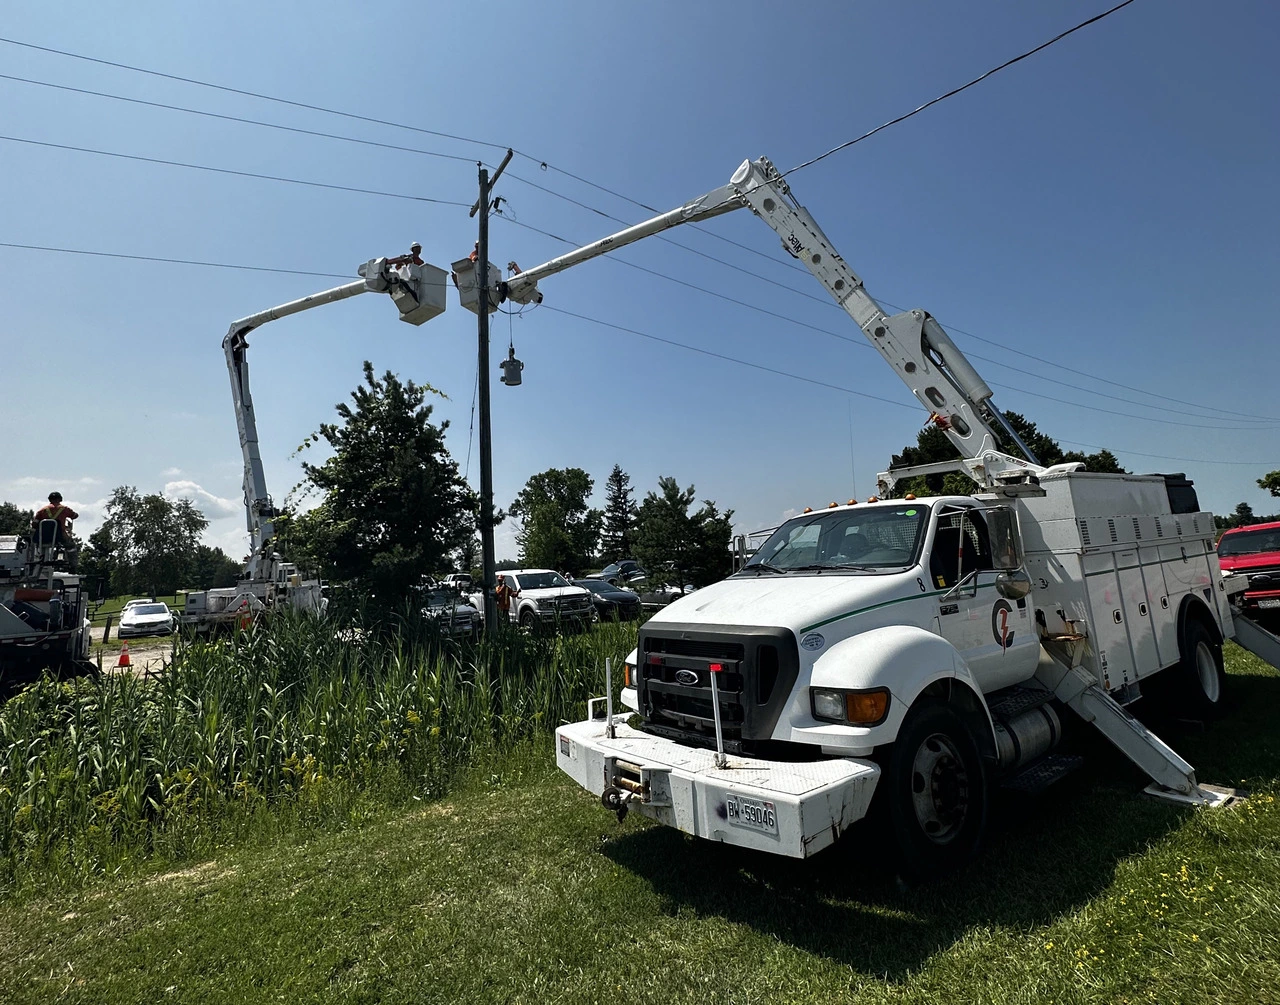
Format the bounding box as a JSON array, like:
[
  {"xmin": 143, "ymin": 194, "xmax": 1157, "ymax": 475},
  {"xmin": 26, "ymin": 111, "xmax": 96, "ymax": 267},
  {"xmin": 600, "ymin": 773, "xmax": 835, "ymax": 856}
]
[
  {"xmin": 495, "ymin": 216, "xmax": 1267, "ymax": 431},
  {"xmin": 0, "ymin": 72, "xmax": 479, "ymax": 164},
  {"xmin": 782, "ymin": 0, "xmax": 1140, "ymax": 178},
  {"xmin": 0, "ymin": 233, "xmax": 1268, "ymax": 467},
  {"xmin": 542, "ymin": 304, "xmax": 1272, "ymax": 468},
  {"xmin": 0, "ymin": 134, "xmax": 471, "ymax": 207},
  {"xmin": 6, "ymin": 17, "xmax": 1273, "ymax": 428}
]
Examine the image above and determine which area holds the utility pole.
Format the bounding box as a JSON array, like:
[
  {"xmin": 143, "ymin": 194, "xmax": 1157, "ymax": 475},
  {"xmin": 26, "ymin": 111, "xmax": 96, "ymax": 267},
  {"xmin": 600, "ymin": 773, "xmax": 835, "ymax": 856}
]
[{"xmin": 472, "ymin": 149, "xmax": 513, "ymax": 634}]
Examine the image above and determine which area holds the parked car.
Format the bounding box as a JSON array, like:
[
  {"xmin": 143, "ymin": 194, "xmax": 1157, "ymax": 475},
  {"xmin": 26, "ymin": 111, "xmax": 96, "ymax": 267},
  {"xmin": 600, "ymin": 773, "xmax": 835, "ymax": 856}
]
[
  {"xmin": 420, "ymin": 587, "xmax": 481, "ymax": 640},
  {"xmin": 595, "ymin": 560, "xmax": 647, "ymax": 588},
  {"xmin": 470, "ymin": 570, "xmax": 593, "ymax": 632},
  {"xmin": 442, "ymin": 573, "xmax": 473, "ymax": 593},
  {"xmin": 118, "ymin": 601, "xmax": 175, "ymax": 638},
  {"xmin": 637, "ymin": 583, "xmax": 697, "ymax": 608},
  {"xmin": 572, "ymin": 579, "xmax": 642, "ymax": 621},
  {"xmin": 122, "ymin": 598, "xmax": 156, "ymax": 611},
  {"xmin": 1217, "ymin": 520, "xmax": 1280, "ymax": 620}
]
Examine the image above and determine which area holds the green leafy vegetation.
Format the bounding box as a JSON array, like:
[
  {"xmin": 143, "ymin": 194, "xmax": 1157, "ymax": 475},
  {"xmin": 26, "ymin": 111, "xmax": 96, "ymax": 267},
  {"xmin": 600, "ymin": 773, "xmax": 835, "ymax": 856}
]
[
  {"xmin": 79, "ymin": 488, "xmax": 240, "ymax": 595},
  {"xmin": 891, "ymin": 411, "xmax": 1125, "ymax": 497},
  {"xmin": 1, "ymin": 646, "xmax": 1276, "ymax": 1003},
  {"xmin": 508, "ymin": 467, "xmax": 602, "ymax": 576},
  {"xmin": 279, "ymin": 361, "xmax": 477, "ymax": 596},
  {"xmin": 600, "ymin": 463, "xmax": 639, "ymax": 560},
  {"xmin": 0, "ymin": 502, "xmax": 33, "ymax": 537},
  {"xmin": 632, "ymin": 475, "xmax": 734, "ymax": 588},
  {"xmin": 0, "ymin": 613, "xmax": 636, "ymax": 893}
]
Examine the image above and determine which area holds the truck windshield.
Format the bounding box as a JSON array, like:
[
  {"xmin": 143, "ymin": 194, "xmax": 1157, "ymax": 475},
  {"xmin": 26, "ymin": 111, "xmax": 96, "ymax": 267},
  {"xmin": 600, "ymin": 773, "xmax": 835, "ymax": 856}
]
[
  {"xmin": 1218, "ymin": 527, "xmax": 1280, "ymax": 557},
  {"xmin": 744, "ymin": 505, "xmax": 929, "ymax": 573}
]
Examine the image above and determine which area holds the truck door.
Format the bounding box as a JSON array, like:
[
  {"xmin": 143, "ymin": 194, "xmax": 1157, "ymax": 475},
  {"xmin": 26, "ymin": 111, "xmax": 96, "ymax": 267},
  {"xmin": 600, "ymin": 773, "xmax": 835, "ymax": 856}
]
[{"xmin": 929, "ymin": 507, "xmax": 1038, "ymax": 692}]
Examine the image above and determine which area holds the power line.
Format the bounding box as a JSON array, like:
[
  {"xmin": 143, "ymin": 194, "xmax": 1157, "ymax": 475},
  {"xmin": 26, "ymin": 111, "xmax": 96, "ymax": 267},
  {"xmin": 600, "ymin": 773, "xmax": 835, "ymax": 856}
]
[
  {"xmin": 0, "ymin": 241, "xmax": 353, "ymax": 279},
  {"xmin": 784, "ymin": 0, "xmax": 1140, "ymax": 178},
  {"xmin": 0, "ymin": 72, "xmax": 479, "ymax": 164},
  {"xmin": 544, "ymin": 304, "xmax": 1273, "ymax": 469},
  {"xmin": 0, "ymin": 134, "xmax": 470, "ymax": 207},
  {"xmin": 0, "ymin": 232, "xmax": 1267, "ymax": 469},
  {"xmin": 0, "ymin": 36, "xmax": 511, "ymax": 155},
  {"xmin": 539, "ymin": 304, "xmax": 917, "ymax": 412},
  {"xmin": 496, "ymin": 215, "xmax": 864, "ymax": 347},
  {"xmin": 0, "ymin": 70, "xmax": 824, "ymax": 308},
  {"xmin": 7, "ymin": 30, "xmax": 1269, "ymax": 426},
  {"xmin": 545, "ymin": 299, "xmax": 1274, "ymax": 468},
  {"xmin": 0, "ymin": 34, "xmax": 810, "ymax": 279},
  {"xmin": 497, "ymin": 217, "xmax": 1270, "ymax": 432}
]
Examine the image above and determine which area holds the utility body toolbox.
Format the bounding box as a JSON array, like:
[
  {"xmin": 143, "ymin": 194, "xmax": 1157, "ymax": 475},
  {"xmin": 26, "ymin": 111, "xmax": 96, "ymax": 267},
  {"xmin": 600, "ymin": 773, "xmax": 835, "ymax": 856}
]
[{"xmin": 1017, "ymin": 470, "xmax": 1228, "ymax": 692}]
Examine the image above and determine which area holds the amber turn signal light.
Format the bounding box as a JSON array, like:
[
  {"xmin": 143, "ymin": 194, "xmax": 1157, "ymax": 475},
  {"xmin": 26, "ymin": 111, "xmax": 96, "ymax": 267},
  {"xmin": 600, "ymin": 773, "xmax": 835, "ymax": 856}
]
[{"xmin": 845, "ymin": 690, "xmax": 889, "ymax": 725}]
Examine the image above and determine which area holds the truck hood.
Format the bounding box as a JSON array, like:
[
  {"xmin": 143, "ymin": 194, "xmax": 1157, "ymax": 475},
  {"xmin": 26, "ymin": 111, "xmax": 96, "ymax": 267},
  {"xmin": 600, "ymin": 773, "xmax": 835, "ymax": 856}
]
[
  {"xmin": 648, "ymin": 572, "xmax": 915, "ymax": 633},
  {"xmin": 1218, "ymin": 553, "xmax": 1280, "ymax": 573}
]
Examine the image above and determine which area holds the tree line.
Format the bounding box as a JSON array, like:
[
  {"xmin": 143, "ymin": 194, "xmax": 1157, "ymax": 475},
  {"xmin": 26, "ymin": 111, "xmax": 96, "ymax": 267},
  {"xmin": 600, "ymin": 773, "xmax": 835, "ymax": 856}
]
[
  {"xmin": 0, "ymin": 490, "xmax": 241, "ymax": 597},
  {"xmin": 248, "ymin": 362, "xmax": 737, "ymax": 595}
]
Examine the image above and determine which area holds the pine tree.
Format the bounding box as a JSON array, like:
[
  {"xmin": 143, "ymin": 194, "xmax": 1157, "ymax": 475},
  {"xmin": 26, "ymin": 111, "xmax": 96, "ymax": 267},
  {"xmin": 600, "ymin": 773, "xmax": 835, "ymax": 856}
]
[{"xmin": 600, "ymin": 464, "xmax": 638, "ymax": 560}]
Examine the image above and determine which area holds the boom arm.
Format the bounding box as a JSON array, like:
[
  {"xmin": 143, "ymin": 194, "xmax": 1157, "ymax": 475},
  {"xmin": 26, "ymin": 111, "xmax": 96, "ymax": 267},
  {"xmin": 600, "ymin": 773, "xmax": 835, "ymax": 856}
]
[
  {"xmin": 505, "ymin": 157, "xmax": 1045, "ymax": 491},
  {"xmin": 224, "ymin": 256, "xmax": 446, "ymax": 580}
]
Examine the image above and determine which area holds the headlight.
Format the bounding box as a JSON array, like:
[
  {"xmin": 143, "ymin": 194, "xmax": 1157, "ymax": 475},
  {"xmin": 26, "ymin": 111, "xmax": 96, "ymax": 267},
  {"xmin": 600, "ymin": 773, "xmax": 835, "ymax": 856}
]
[{"xmin": 810, "ymin": 687, "xmax": 890, "ymax": 726}]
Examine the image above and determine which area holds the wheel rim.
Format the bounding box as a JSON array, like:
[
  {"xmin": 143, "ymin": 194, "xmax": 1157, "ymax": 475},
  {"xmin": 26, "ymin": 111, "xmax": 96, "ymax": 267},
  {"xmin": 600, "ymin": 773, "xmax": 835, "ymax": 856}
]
[
  {"xmin": 910, "ymin": 732, "xmax": 971, "ymax": 845},
  {"xmin": 1195, "ymin": 641, "xmax": 1221, "ymax": 703}
]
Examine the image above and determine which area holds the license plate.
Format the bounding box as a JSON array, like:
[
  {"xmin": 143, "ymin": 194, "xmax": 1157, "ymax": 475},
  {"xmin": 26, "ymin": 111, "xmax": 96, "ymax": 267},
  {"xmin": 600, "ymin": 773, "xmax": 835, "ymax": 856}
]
[
  {"xmin": 725, "ymin": 794, "xmax": 778, "ymax": 835},
  {"xmin": 1259, "ymin": 599, "xmax": 1280, "ymax": 609}
]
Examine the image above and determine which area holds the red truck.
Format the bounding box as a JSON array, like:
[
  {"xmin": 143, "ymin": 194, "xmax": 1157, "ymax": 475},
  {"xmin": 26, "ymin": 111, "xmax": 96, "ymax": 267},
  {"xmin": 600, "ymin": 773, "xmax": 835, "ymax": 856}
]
[{"xmin": 1217, "ymin": 520, "xmax": 1280, "ymax": 623}]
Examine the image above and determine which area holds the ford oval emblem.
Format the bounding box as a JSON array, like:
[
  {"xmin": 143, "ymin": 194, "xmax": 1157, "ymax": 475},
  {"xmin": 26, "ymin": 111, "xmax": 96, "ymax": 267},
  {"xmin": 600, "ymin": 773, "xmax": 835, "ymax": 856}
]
[
  {"xmin": 674, "ymin": 668, "xmax": 700, "ymax": 686},
  {"xmin": 801, "ymin": 632, "xmax": 825, "ymax": 651}
]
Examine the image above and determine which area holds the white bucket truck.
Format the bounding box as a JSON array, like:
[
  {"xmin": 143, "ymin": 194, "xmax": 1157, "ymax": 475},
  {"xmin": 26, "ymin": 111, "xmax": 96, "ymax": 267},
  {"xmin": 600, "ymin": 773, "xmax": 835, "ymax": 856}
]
[{"xmin": 493, "ymin": 157, "xmax": 1275, "ymax": 878}]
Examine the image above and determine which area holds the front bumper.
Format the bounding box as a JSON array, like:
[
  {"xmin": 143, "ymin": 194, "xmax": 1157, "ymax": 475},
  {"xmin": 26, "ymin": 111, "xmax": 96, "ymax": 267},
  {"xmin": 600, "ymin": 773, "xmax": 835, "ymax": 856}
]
[
  {"xmin": 118, "ymin": 623, "xmax": 173, "ymax": 638},
  {"xmin": 555, "ymin": 716, "xmax": 880, "ymax": 858}
]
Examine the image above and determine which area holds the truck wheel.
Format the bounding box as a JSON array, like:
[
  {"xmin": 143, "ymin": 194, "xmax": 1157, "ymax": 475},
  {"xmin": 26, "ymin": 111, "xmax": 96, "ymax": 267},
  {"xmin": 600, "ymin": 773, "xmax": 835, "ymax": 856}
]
[
  {"xmin": 881, "ymin": 702, "xmax": 988, "ymax": 882},
  {"xmin": 1178, "ymin": 619, "xmax": 1225, "ymax": 719},
  {"xmin": 519, "ymin": 609, "xmax": 538, "ymax": 633}
]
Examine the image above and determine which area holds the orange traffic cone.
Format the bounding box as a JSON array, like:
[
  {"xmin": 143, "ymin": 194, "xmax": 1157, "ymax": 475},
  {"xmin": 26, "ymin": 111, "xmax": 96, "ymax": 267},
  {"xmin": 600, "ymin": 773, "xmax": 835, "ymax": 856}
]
[{"xmin": 116, "ymin": 643, "xmax": 131, "ymax": 668}]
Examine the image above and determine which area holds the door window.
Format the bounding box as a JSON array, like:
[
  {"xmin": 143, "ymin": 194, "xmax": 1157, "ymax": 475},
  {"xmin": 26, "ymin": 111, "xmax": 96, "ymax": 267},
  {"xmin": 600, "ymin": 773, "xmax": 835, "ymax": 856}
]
[{"xmin": 929, "ymin": 509, "xmax": 993, "ymax": 590}]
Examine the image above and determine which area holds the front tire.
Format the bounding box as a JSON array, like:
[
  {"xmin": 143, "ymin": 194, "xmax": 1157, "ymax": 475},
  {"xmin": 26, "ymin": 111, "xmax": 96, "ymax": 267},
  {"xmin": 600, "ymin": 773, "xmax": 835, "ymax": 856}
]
[
  {"xmin": 1178, "ymin": 618, "xmax": 1226, "ymax": 719},
  {"xmin": 519, "ymin": 609, "xmax": 537, "ymax": 633},
  {"xmin": 879, "ymin": 702, "xmax": 988, "ymax": 882}
]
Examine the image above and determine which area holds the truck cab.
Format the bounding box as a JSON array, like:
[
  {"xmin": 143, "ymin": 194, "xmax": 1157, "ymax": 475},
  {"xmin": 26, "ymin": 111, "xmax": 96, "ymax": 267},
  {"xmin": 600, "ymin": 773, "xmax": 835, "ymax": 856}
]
[{"xmin": 622, "ymin": 496, "xmax": 1037, "ymax": 759}]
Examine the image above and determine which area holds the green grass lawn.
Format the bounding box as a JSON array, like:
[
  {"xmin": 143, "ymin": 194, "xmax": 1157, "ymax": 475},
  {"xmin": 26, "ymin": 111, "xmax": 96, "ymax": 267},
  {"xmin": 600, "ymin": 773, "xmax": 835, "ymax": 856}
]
[{"xmin": 2, "ymin": 646, "xmax": 1277, "ymax": 1004}]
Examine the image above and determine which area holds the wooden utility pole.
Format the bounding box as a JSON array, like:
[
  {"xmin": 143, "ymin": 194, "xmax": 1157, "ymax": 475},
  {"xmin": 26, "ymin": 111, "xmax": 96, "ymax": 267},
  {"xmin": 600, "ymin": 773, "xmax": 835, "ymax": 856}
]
[{"xmin": 471, "ymin": 149, "xmax": 513, "ymax": 634}]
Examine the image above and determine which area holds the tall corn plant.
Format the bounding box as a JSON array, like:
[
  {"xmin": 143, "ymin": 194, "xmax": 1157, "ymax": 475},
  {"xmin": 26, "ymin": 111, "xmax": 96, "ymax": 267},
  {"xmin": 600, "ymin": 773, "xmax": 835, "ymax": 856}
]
[{"xmin": 0, "ymin": 606, "xmax": 638, "ymax": 890}]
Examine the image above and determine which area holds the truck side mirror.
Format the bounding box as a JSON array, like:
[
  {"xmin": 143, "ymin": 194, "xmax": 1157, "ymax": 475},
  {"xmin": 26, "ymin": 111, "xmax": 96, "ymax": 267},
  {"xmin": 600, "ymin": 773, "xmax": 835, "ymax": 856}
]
[
  {"xmin": 995, "ymin": 569, "xmax": 1032, "ymax": 600},
  {"xmin": 986, "ymin": 505, "xmax": 1024, "ymax": 571}
]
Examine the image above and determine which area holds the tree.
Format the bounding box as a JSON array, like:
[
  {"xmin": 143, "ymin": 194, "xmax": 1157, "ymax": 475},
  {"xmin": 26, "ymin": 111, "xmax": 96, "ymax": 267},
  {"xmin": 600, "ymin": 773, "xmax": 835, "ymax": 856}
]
[
  {"xmin": 290, "ymin": 361, "xmax": 475, "ymax": 599},
  {"xmin": 191, "ymin": 545, "xmax": 241, "ymax": 590},
  {"xmin": 599, "ymin": 465, "xmax": 638, "ymax": 560},
  {"xmin": 508, "ymin": 467, "xmax": 602, "ymax": 577},
  {"xmin": 95, "ymin": 486, "xmax": 209, "ymax": 595},
  {"xmin": 0, "ymin": 501, "xmax": 32, "ymax": 536},
  {"xmin": 1260, "ymin": 471, "xmax": 1280, "ymax": 497},
  {"xmin": 632, "ymin": 477, "xmax": 734, "ymax": 589},
  {"xmin": 887, "ymin": 411, "xmax": 1125, "ymax": 496}
]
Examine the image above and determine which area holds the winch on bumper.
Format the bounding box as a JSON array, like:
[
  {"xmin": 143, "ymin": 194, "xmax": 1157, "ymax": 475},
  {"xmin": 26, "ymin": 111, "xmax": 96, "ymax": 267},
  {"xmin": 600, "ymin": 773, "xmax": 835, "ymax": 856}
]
[{"xmin": 555, "ymin": 716, "xmax": 880, "ymax": 858}]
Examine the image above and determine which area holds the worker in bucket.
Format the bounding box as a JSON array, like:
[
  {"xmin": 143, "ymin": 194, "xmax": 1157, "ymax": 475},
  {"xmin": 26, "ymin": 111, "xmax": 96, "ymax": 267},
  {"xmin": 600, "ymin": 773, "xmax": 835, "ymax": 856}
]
[
  {"xmin": 494, "ymin": 574, "xmax": 520, "ymax": 622},
  {"xmin": 32, "ymin": 491, "xmax": 78, "ymax": 569},
  {"xmin": 386, "ymin": 241, "xmax": 425, "ymax": 268}
]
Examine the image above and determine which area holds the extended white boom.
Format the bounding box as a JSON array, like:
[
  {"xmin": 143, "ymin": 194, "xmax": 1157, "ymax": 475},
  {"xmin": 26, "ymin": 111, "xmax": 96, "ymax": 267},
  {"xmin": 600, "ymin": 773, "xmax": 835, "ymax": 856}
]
[{"xmin": 505, "ymin": 157, "xmax": 1046, "ymax": 491}]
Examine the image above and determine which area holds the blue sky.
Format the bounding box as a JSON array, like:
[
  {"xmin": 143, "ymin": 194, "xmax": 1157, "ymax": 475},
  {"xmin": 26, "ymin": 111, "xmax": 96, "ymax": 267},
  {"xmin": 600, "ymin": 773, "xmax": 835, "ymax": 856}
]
[{"xmin": 3, "ymin": 0, "xmax": 1277, "ymax": 562}]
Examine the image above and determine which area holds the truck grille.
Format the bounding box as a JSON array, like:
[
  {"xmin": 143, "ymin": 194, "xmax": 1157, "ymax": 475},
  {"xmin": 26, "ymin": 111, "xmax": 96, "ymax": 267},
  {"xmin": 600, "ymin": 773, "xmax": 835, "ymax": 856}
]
[{"xmin": 635, "ymin": 623, "xmax": 798, "ymax": 751}]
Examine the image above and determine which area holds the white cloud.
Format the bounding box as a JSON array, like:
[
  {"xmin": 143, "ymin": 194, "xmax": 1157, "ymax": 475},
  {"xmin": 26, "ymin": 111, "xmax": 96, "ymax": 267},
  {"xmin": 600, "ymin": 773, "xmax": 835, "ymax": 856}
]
[
  {"xmin": 164, "ymin": 480, "xmax": 242, "ymax": 519},
  {"xmin": 161, "ymin": 467, "xmax": 184, "ymax": 477},
  {"xmin": 10, "ymin": 475, "xmax": 101, "ymax": 488}
]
